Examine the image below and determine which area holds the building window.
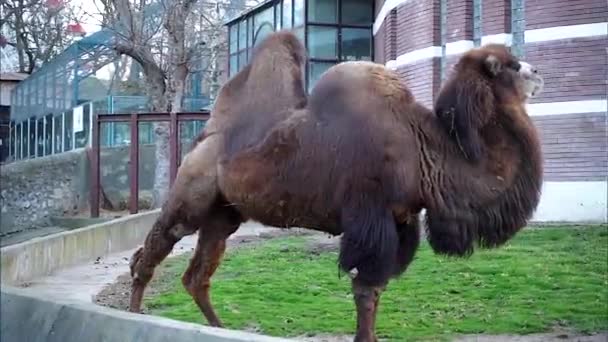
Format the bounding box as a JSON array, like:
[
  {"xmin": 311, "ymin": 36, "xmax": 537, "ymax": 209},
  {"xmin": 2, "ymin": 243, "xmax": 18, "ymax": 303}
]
[
  {"xmin": 253, "ymin": 6, "xmax": 274, "ymax": 46},
  {"xmin": 308, "ymin": 0, "xmax": 337, "ymax": 24},
  {"xmin": 511, "ymin": 0, "xmax": 525, "ymax": 57},
  {"xmin": 307, "ymin": 0, "xmax": 373, "ymax": 90},
  {"xmin": 226, "ymin": 0, "xmax": 373, "ymax": 90},
  {"xmin": 308, "ymin": 26, "xmax": 338, "ymax": 59},
  {"xmin": 341, "ymin": 0, "xmax": 373, "ymax": 25}
]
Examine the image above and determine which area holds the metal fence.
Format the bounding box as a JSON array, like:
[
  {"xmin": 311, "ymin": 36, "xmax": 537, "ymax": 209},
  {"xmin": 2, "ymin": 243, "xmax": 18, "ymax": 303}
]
[{"xmin": 89, "ymin": 111, "xmax": 210, "ymax": 217}]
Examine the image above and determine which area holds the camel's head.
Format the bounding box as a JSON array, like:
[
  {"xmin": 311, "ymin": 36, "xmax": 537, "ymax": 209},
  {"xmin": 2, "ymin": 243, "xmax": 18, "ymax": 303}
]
[{"xmin": 459, "ymin": 44, "xmax": 544, "ymax": 101}]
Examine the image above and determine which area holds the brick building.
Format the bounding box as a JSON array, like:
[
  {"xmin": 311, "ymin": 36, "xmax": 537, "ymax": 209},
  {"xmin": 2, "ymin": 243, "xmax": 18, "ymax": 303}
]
[{"xmin": 226, "ymin": 0, "xmax": 607, "ymax": 223}]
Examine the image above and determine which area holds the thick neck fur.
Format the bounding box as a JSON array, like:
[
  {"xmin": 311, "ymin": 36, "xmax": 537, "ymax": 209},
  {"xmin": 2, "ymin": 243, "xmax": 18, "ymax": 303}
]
[{"xmin": 416, "ymin": 99, "xmax": 543, "ymax": 256}]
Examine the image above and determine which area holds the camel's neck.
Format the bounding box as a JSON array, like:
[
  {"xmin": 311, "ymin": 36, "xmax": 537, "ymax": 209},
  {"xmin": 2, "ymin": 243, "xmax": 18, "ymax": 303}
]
[{"xmin": 417, "ymin": 106, "xmax": 543, "ymax": 221}]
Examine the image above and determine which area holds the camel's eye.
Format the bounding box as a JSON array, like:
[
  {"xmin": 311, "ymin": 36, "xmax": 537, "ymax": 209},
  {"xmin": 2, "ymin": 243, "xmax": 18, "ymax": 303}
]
[{"xmin": 507, "ymin": 61, "xmax": 521, "ymax": 71}]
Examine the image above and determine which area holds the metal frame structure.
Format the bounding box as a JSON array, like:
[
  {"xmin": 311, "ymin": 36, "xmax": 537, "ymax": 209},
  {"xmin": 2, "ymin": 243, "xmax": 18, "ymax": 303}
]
[
  {"xmin": 225, "ymin": 0, "xmax": 374, "ymax": 92},
  {"xmin": 90, "ymin": 111, "xmax": 211, "ymax": 218}
]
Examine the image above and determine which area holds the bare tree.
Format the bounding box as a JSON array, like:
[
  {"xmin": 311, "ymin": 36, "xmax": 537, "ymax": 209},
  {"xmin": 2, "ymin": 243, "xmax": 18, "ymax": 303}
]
[
  {"xmin": 95, "ymin": 0, "xmax": 251, "ymax": 207},
  {"xmin": 0, "ymin": 0, "xmax": 81, "ymax": 73}
]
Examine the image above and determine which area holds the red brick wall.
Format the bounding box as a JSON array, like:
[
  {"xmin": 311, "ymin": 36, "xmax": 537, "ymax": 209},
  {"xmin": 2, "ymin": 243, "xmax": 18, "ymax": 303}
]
[
  {"xmin": 395, "ymin": 59, "xmax": 441, "ymax": 108},
  {"xmin": 482, "ymin": 0, "xmax": 511, "ymax": 35},
  {"xmin": 533, "ymin": 113, "xmax": 608, "ymax": 181},
  {"xmin": 526, "ymin": 37, "xmax": 607, "ymax": 103},
  {"xmin": 446, "ymin": 0, "xmax": 473, "ymax": 42},
  {"xmin": 526, "ymin": 0, "xmax": 607, "ymax": 30},
  {"xmin": 395, "ymin": 0, "xmax": 441, "ymax": 55}
]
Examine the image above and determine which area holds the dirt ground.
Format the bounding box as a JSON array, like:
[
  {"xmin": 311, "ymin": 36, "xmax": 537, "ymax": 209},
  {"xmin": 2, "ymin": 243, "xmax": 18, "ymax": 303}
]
[{"xmin": 94, "ymin": 231, "xmax": 606, "ymax": 342}]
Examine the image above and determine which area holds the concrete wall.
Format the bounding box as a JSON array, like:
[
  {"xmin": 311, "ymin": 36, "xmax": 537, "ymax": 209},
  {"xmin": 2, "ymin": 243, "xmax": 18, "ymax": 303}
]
[
  {"xmin": 0, "ymin": 209, "xmax": 160, "ymax": 286},
  {"xmin": 1, "ymin": 149, "xmax": 89, "ymax": 234},
  {"xmin": 1, "ymin": 286, "xmax": 294, "ymax": 342},
  {"xmin": 0, "ymin": 145, "xmax": 156, "ymax": 235}
]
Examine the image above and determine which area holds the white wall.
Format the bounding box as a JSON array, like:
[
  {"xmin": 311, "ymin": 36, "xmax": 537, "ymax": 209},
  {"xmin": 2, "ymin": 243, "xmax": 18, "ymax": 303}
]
[{"xmin": 532, "ymin": 181, "xmax": 608, "ymax": 223}]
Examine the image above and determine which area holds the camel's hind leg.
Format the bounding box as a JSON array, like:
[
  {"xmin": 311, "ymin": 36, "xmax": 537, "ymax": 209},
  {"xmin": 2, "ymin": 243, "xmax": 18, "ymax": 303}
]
[{"xmin": 182, "ymin": 201, "xmax": 243, "ymax": 327}]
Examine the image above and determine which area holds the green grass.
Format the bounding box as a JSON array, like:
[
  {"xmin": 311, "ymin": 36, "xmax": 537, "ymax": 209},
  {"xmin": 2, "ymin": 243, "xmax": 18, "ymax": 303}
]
[{"xmin": 145, "ymin": 227, "xmax": 608, "ymax": 341}]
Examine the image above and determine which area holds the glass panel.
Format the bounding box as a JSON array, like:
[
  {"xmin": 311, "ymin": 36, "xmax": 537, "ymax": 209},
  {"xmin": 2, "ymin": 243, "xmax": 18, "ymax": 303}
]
[
  {"xmin": 54, "ymin": 115, "xmax": 63, "ymax": 153},
  {"xmin": 341, "ymin": 28, "xmax": 372, "ymax": 61},
  {"xmin": 274, "ymin": 3, "xmax": 281, "ymax": 30},
  {"xmin": 293, "ymin": 0, "xmax": 304, "ymax": 26},
  {"xmin": 37, "ymin": 118, "xmax": 44, "ymax": 156},
  {"xmin": 29, "ymin": 118, "xmax": 36, "ymax": 157},
  {"xmin": 294, "ymin": 26, "xmax": 305, "ymax": 44},
  {"xmin": 229, "ymin": 25, "xmax": 238, "ymax": 54},
  {"xmin": 253, "ymin": 6, "xmax": 275, "ymax": 46},
  {"xmin": 75, "ymin": 104, "xmax": 90, "ymax": 148},
  {"xmin": 16, "ymin": 123, "xmax": 21, "ymax": 160},
  {"xmin": 238, "ymin": 50, "xmax": 247, "ymax": 70},
  {"xmin": 230, "ymin": 54, "xmax": 238, "ymax": 76},
  {"xmin": 282, "ymin": 0, "xmax": 292, "ymax": 28},
  {"xmin": 8, "ymin": 121, "xmax": 14, "ymax": 160},
  {"xmin": 139, "ymin": 122, "xmax": 154, "ymax": 145},
  {"xmin": 308, "ymin": 61, "xmax": 335, "ymax": 93},
  {"xmin": 44, "ymin": 114, "xmax": 52, "ymax": 155},
  {"xmin": 247, "ymin": 17, "xmax": 253, "ymax": 48},
  {"xmin": 307, "ymin": 26, "xmax": 338, "ymax": 59},
  {"xmin": 238, "ymin": 20, "xmax": 247, "ymax": 51},
  {"xmin": 341, "ymin": 0, "xmax": 373, "ymax": 25},
  {"xmin": 308, "ymin": 0, "xmax": 337, "ymax": 23},
  {"xmin": 64, "ymin": 111, "xmax": 73, "ymax": 151}
]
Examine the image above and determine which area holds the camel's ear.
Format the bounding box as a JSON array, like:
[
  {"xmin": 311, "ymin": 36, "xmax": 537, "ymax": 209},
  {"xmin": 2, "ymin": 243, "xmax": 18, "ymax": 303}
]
[{"xmin": 484, "ymin": 54, "xmax": 503, "ymax": 76}]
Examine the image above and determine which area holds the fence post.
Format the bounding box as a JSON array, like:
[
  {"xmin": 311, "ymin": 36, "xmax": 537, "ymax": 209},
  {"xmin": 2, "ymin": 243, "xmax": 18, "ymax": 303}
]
[
  {"xmin": 129, "ymin": 113, "xmax": 139, "ymax": 214},
  {"xmin": 169, "ymin": 112, "xmax": 178, "ymax": 187},
  {"xmin": 90, "ymin": 114, "xmax": 100, "ymax": 218}
]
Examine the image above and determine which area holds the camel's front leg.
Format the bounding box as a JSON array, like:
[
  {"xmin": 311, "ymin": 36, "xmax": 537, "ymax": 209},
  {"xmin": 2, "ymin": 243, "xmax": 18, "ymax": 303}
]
[{"xmin": 352, "ymin": 280, "xmax": 386, "ymax": 342}]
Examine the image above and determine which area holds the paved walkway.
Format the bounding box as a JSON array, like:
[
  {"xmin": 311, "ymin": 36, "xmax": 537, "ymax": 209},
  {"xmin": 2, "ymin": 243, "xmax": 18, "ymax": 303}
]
[{"xmin": 21, "ymin": 221, "xmax": 283, "ymax": 303}]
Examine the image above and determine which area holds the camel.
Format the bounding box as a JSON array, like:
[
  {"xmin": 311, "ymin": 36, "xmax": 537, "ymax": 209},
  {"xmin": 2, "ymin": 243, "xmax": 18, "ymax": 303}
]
[{"xmin": 128, "ymin": 30, "xmax": 544, "ymax": 342}]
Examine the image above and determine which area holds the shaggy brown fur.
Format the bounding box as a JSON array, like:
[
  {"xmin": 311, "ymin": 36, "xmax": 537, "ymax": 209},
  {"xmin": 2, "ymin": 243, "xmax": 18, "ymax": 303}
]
[{"xmin": 128, "ymin": 31, "xmax": 544, "ymax": 342}]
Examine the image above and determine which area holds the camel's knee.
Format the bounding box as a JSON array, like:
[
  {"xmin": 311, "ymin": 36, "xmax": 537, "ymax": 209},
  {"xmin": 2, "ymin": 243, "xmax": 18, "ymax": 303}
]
[
  {"xmin": 181, "ymin": 272, "xmax": 210, "ymax": 296},
  {"xmin": 168, "ymin": 223, "xmax": 198, "ymax": 240}
]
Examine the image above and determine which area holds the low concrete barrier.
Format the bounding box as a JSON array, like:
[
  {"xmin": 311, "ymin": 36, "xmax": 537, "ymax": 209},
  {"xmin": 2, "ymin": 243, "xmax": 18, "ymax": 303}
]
[
  {"xmin": 1, "ymin": 286, "xmax": 295, "ymax": 342},
  {"xmin": 0, "ymin": 209, "xmax": 160, "ymax": 286}
]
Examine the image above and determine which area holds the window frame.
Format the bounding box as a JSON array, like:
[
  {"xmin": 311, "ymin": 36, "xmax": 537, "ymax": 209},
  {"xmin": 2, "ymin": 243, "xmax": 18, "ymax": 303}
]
[
  {"xmin": 306, "ymin": 0, "xmax": 374, "ymax": 89},
  {"xmin": 227, "ymin": 0, "xmax": 375, "ymax": 89}
]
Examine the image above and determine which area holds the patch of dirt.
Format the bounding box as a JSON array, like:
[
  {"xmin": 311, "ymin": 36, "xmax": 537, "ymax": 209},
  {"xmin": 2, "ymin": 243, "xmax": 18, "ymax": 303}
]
[
  {"xmin": 296, "ymin": 333, "xmax": 355, "ymax": 342},
  {"xmin": 452, "ymin": 330, "xmax": 607, "ymax": 342},
  {"xmin": 94, "ymin": 228, "xmax": 315, "ymax": 312}
]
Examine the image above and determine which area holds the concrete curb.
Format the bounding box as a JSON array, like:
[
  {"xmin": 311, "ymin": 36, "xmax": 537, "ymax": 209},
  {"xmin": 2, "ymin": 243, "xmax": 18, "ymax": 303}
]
[
  {"xmin": 1, "ymin": 286, "xmax": 296, "ymax": 342},
  {"xmin": 1, "ymin": 209, "xmax": 160, "ymax": 286}
]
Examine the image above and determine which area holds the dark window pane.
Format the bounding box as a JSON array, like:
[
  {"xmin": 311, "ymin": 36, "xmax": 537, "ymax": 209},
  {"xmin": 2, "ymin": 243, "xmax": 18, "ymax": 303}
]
[
  {"xmin": 308, "ymin": 0, "xmax": 337, "ymax": 23},
  {"xmin": 282, "ymin": 0, "xmax": 292, "ymax": 28},
  {"xmin": 230, "ymin": 54, "xmax": 238, "ymax": 76},
  {"xmin": 238, "ymin": 50, "xmax": 247, "ymax": 70},
  {"xmin": 293, "ymin": 0, "xmax": 304, "ymax": 26},
  {"xmin": 45, "ymin": 114, "xmax": 52, "ymax": 155},
  {"xmin": 238, "ymin": 20, "xmax": 247, "ymax": 50},
  {"xmin": 253, "ymin": 7, "xmax": 275, "ymax": 46},
  {"xmin": 229, "ymin": 25, "xmax": 238, "ymax": 53},
  {"xmin": 307, "ymin": 26, "xmax": 338, "ymax": 59},
  {"xmin": 341, "ymin": 0, "xmax": 373, "ymax": 25},
  {"xmin": 64, "ymin": 111, "xmax": 72, "ymax": 151},
  {"xmin": 29, "ymin": 118, "xmax": 35, "ymax": 157},
  {"xmin": 16, "ymin": 123, "xmax": 21, "ymax": 159},
  {"xmin": 308, "ymin": 61, "xmax": 335, "ymax": 93},
  {"xmin": 37, "ymin": 118, "xmax": 44, "ymax": 157},
  {"xmin": 54, "ymin": 114, "xmax": 63, "ymax": 153},
  {"xmin": 341, "ymin": 28, "xmax": 372, "ymax": 61}
]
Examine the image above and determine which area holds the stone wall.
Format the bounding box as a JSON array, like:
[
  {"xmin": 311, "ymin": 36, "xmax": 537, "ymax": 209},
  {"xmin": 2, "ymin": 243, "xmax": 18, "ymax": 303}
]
[{"xmin": 0, "ymin": 145, "xmax": 156, "ymax": 235}]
